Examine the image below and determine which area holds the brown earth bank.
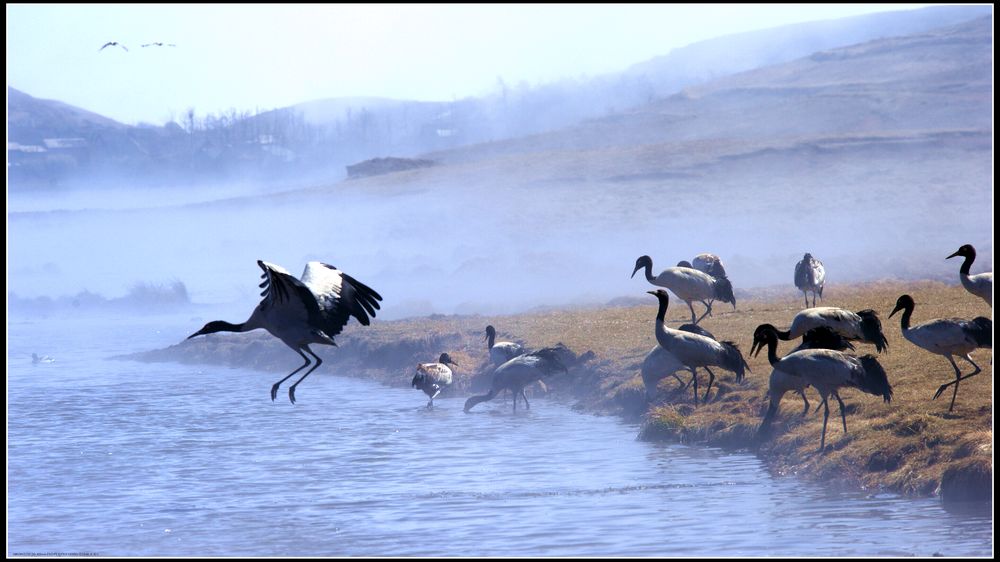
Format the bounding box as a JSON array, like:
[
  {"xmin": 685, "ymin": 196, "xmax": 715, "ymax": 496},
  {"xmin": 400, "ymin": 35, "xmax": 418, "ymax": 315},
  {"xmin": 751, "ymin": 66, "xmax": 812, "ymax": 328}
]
[{"xmin": 127, "ymin": 279, "xmax": 992, "ymax": 503}]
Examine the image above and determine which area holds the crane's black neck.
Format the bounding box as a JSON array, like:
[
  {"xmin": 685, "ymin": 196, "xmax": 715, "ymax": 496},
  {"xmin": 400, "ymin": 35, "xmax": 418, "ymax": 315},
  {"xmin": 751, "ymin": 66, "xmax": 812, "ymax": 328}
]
[
  {"xmin": 654, "ymin": 294, "xmax": 668, "ymax": 324},
  {"xmin": 486, "ymin": 331, "xmax": 496, "ymax": 349},
  {"xmin": 641, "ymin": 261, "xmax": 656, "ymax": 283},
  {"xmin": 763, "ymin": 337, "xmax": 780, "ymax": 367},
  {"xmin": 894, "ymin": 301, "xmax": 914, "ymax": 331},
  {"xmin": 189, "ymin": 319, "xmax": 252, "ymax": 339},
  {"xmin": 958, "ymin": 252, "xmax": 975, "ymax": 276},
  {"xmin": 774, "ymin": 327, "xmax": 793, "ymax": 340}
]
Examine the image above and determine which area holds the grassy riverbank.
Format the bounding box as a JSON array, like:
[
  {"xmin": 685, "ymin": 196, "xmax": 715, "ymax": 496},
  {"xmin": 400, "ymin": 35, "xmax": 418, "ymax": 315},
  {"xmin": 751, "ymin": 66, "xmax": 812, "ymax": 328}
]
[{"xmin": 132, "ymin": 280, "xmax": 992, "ymax": 502}]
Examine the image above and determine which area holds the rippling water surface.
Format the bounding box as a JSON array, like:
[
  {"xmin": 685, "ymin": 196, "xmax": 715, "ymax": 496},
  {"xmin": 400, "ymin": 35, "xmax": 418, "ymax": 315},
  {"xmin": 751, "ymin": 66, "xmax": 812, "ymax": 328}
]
[{"xmin": 8, "ymin": 313, "xmax": 993, "ymax": 556}]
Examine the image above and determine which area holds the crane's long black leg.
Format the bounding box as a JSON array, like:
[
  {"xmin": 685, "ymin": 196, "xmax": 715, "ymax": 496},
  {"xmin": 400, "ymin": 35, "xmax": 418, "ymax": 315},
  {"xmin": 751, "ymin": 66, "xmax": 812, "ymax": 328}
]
[
  {"xmin": 934, "ymin": 356, "xmax": 982, "ymax": 411},
  {"xmin": 522, "ymin": 389, "xmax": 530, "ymax": 410},
  {"xmin": 803, "ymin": 292, "xmax": 809, "ymax": 308},
  {"xmin": 288, "ymin": 347, "xmax": 323, "ymax": 404},
  {"xmin": 694, "ymin": 302, "xmax": 713, "ymax": 324},
  {"xmin": 834, "ymin": 392, "xmax": 847, "ymax": 433},
  {"xmin": 690, "ymin": 367, "xmax": 699, "ymax": 406},
  {"xmin": 703, "ymin": 367, "xmax": 716, "ymax": 402},
  {"xmin": 820, "ymin": 397, "xmax": 830, "ymax": 452},
  {"xmin": 512, "ymin": 386, "xmax": 519, "ymax": 413},
  {"xmin": 700, "ymin": 300, "xmax": 714, "ymax": 318},
  {"xmin": 672, "ymin": 372, "xmax": 688, "ymax": 388},
  {"xmin": 272, "ymin": 349, "xmax": 311, "ymax": 401},
  {"xmin": 799, "ymin": 390, "xmax": 810, "ymax": 416}
]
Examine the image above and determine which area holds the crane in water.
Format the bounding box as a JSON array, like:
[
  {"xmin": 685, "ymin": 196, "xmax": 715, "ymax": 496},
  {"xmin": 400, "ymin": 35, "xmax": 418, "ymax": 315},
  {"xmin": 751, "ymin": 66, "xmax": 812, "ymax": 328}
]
[
  {"xmin": 464, "ymin": 348, "xmax": 568, "ymax": 413},
  {"xmin": 187, "ymin": 260, "xmax": 382, "ymax": 404},
  {"xmin": 412, "ymin": 353, "xmax": 458, "ymax": 409}
]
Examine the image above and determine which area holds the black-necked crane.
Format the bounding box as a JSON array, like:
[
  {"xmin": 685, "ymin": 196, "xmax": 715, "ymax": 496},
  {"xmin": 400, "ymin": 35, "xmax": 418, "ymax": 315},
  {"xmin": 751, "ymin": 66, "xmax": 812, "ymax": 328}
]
[
  {"xmin": 99, "ymin": 41, "xmax": 128, "ymax": 52},
  {"xmin": 412, "ymin": 353, "xmax": 458, "ymax": 409},
  {"xmin": 187, "ymin": 260, "xmax": 382, "ymax": 404},
  {"xmin": 647, "ymin": 289, "xmax": 747, "ymax": 405},
  {"xmin": 771, "ymin": 306, "xmax": 888, "ymax": 353},
  {"xmin": 794, "ymin": 253, "xmax": 826, "ymax": 308},
  {"xmin": 463, "ymin": 347, "xmax": 568, "ymax": 413},
  {"xmin": 692, "ymin": 253, "xmax": 728, "ymax": 280},
  {"xmin": 750, "ymin": 324, "xmax": 856, "ymax": 417},
  {"xmin": 640, "ymin": 323, "xmax": 718, "ymax": 401},
  {"xmin": 752, "ymin": 325, "xmax": 893, "ymax": 451},
  {"xmin": 947, "ymin": 244, "xmax": 992, "ymax": 307},
  {"xmin": 632, "ymin": 255, "xmax": 736, "ymax": 325},
  {"xmin": 484, "ymin": 325, "xmax": 525, "ymax": 367},
  {"xmin": 889, "ymin": 294, "xmax": 992, "ymax": 412}
]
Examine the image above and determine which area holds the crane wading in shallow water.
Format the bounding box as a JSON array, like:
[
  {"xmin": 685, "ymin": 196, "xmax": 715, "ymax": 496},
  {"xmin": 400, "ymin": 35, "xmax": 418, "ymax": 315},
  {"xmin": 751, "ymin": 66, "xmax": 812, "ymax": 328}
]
[
  {"xmin": 463, "ymin": 348, "xmax": 568, "ymax": 413},
  {"xmin": 889, "ymin": 294, "xmax": 992, "ymax": 412},
  {"xmin": 187, "ymin": 260, "xmax": 382, "ymax": 404},
  {"xmin": 632, "ymin": 255, "xmax": 736, "ymax": 325},
  {"xmin": 412, "ymin": 353, "xmax": 458, "ymax": 409}
]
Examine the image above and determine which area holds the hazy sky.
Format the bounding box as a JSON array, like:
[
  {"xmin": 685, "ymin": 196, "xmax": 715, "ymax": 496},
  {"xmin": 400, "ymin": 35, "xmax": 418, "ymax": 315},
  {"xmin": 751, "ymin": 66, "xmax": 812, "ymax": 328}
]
[{"xmin": 8, "ymin": 3, "xmax": 934, "ymax": 125}]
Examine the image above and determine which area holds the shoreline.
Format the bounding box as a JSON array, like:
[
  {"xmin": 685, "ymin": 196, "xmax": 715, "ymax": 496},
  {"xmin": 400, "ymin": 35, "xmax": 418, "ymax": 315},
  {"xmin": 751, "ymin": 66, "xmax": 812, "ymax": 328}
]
[{"xmin": 128, "ymin": 279, "xmax": 992, "ymax": 504}]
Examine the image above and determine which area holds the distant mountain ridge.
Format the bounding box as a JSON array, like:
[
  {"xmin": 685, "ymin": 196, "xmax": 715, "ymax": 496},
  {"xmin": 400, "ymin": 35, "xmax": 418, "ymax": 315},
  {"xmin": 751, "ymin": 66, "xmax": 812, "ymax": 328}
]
[{"xmin": 6, "ymin": 5, "xmax": 992, "ymax": 190}]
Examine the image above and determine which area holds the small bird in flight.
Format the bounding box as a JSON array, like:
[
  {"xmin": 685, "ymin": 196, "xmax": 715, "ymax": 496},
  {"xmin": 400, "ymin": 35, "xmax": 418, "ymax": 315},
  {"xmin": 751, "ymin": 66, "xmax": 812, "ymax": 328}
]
[
  {"xmin": 142, "ymin": 42, "xmax": 176, "ymax": 47},
  {"xmin": 99, "ymin": 41, "xmax": 128, "ymax": 52}
]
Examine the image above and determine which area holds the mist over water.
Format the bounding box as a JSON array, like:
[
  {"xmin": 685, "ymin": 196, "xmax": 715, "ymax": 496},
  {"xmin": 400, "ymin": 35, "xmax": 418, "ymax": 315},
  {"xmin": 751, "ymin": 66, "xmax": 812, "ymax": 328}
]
[{"xmin": 8, "ymin": 167, "xmax": 991, "ymax": 319}]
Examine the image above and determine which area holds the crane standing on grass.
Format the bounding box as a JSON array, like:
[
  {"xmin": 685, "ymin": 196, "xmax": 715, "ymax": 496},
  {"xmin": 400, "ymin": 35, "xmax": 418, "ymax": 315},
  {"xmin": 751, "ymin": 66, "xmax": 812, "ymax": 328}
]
[
  {"xmin": 646, "ymin": 289, "xmax": 747, "ymax": 406},
  {"xmin": 889, "ymin": 294, "xmax": 992, "ymax": 412},
  {"xmin": 947, "ymin": 244, "xmax": 992, "ymax": 307},
  {"xmin": 752, "ymin": 324, "xmax": 893, "ymax": 451},
  {"xmin": 187, "ymin": 260, "xmax": 382, "ymax": 404},
  {"xmin": 794, "ymin": 253, "xmax": 826, "ymax": 308},
  {"xmin": 632, "ymin": 255, "xmax": 736, "ymax": 325}
]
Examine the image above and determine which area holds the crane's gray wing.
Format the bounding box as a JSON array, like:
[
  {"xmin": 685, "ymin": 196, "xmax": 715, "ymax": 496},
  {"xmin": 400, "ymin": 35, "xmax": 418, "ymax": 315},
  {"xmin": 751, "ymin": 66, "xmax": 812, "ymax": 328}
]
[
  {"xmin": 301, "ymin": 262, "xmax": 383, "ymax": 337},
  {"xmin": 794, "ymin": 258, "xmax": 808, "ymax": 289},
  {"xmin": 257, "ymin": 260, "xmax": 323, "ymax": 327}
]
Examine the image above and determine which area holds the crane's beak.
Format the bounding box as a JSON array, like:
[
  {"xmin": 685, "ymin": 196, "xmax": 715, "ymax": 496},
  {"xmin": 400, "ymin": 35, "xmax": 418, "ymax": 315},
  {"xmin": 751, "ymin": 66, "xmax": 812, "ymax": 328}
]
[
  {"xmin": 888, "ymin": 305, "xmax": 902, "ymax": 318},
  {"xmin": 946, "ymin": 250, "xmax": 961, "ymax": 260},
  {"xmin": 631, "ymin": 266, "xmax": 641, "ymax": 279}
]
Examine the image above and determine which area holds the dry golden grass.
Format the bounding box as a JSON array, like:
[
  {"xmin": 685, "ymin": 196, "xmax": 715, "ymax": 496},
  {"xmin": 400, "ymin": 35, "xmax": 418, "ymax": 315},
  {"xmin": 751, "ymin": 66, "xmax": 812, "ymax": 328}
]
[{"xmin": 136, "ymin": 279, "xmax": 992, "ymax": 500}]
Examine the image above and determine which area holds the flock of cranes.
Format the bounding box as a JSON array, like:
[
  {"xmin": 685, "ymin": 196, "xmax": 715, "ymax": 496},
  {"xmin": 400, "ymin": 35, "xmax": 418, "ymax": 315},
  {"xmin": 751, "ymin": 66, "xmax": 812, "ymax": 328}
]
[
  {"xmin": 186, "ymin": 243, "xmax": 991, "ymax": 450},
  {"xmin": 99, "ymin": 41, "xmax": 176, "ymax": 52}
]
